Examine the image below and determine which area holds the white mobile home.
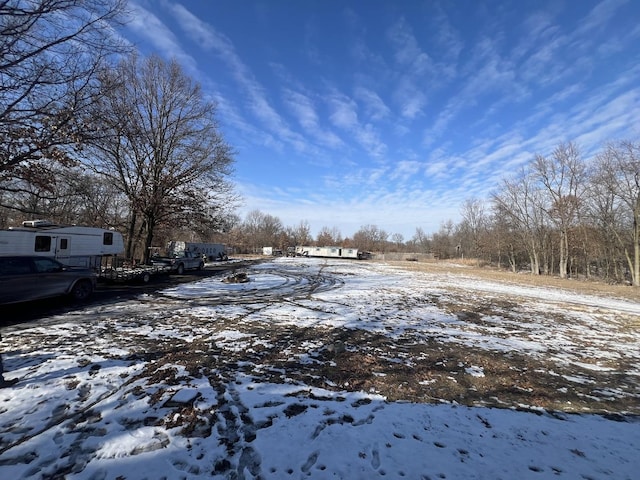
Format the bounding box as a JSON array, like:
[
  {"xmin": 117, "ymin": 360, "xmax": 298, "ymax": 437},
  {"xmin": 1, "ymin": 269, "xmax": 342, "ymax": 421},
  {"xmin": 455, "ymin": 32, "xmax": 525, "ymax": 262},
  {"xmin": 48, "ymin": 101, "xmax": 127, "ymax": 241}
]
[
  {"xmin": 295, "ymin": 246, "xmax": 362, "ymax": 259},
  {"xmin": 0, "ymin": 220, "xmax": 124, "ymax": 269},
  {"xmin": 167, "ymin": 241, "xmax": 227, "ymax": 261}
]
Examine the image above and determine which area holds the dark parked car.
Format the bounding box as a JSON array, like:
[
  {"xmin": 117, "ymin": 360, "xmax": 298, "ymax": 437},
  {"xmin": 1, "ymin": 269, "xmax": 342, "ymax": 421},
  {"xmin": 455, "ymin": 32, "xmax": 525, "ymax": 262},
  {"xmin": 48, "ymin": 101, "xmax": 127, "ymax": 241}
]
[{"xmin": 0, "ymin": 256, "xmax": 97, "ymax": 305}]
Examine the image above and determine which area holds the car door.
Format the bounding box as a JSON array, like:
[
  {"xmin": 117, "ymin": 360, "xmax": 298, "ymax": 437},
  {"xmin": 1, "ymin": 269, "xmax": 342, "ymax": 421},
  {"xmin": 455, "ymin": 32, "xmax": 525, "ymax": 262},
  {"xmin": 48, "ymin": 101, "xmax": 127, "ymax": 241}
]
[
  {"xmin": 32, "ymin": 257, "xmax": 70, "ymax": 298},
  {"xmin": 0, "ymin": 257, "xmax": 35, "ymax": 304}
]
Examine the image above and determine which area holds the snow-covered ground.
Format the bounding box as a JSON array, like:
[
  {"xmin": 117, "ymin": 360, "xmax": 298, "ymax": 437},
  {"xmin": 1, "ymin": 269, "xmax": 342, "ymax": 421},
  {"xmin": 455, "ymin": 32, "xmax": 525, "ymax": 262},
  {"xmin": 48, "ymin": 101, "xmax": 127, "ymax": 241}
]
[{"xmin": 1, "ymin": 258, "xmax": 638, "ymax": 479}]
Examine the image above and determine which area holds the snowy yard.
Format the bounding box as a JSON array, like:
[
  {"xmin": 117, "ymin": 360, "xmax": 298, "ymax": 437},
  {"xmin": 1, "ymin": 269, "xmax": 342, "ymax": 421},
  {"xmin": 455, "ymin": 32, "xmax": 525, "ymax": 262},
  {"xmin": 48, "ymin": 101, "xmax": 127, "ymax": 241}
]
[{"xmin": 1, "ymin": 257, "xmax": 639, "ymax": 479}]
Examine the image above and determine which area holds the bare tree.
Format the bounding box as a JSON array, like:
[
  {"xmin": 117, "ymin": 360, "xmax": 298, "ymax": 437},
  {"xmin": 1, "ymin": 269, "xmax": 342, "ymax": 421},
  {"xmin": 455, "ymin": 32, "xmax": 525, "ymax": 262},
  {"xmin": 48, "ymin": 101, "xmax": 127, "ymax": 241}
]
[
  {"xmin": 411, "ymin": 227, "xmax": 431, "ymax": 253},
  {"xmin": 533, "ymin": 142, "xmax": 586, "ymax": 279},
  {"xmin": 584, "ymin": 166, "xmax": 626, "ymax": 282},
  {"xmin": 431, "ymin": 220, "xmax": 455, "ymax": 259},
  {"xmin": 459, "ymin": 198, "xmax": 487, "ymax": 259},
  {"xmin": 594, "ymin": 141, "xmax": 640, "ymax": 286},
  {"xmin": 486, "ymin": 208, "xmax": 524, "ymax": 271},
  {"xmin": 285, "ymin": 220, "xmax": 312, "ymax": 247},
  {"xmin": 85, "ymin": 54, "xmax": 235, "ymax": 261},
  {"xmin": 241, "ymin": 210, "xmax": 283, "ymax": 253},
  {"xmin": 492, "ymin": 170, "xmax": 546, "ymax": 274},
  {"xmin": 352, "ymin": 224, "xmax": 388, "ymax": 252},
  {"xmin": 0, "ymin": 0, "xmax": 127, "ymax": 189},
  {"xmin": 0, "ymin": 165, "xmax": 126, "ymax": 227},
  {"xmin": 316, "ymin": 226, "xmax": 343, "ymax": 246},
  {"xmin": 390, "ymin": 233, "xmax": 404, "ymax": 251}
]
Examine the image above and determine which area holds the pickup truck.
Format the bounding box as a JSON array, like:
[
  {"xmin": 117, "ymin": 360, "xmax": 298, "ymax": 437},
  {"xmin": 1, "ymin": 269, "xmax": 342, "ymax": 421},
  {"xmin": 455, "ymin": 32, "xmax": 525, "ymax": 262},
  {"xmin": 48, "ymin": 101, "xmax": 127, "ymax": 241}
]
[{"xmin": 150, "ymin": 250, "xmax": 205, "ymax": 274}]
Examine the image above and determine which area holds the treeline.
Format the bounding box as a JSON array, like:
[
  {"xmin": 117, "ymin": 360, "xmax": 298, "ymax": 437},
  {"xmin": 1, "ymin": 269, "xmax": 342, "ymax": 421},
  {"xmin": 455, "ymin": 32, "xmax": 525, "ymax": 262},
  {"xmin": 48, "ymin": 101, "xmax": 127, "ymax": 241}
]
[
  {"xmin": 226, "ymin": 141, "xmax": 640, "ymax": 287},
  {"xmin": 224, "ymin": 212, "xmax": 394, "ymax": 256},
  {"xmin": 478, "ymin": 141, "xmax": 640, "ymax": 286}
]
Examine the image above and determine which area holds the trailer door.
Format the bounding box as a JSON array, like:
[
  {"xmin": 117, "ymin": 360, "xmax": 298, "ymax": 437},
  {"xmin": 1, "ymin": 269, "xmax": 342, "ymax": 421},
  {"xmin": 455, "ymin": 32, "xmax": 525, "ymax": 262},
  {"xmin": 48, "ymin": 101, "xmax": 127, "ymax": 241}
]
[{"xmin": 55, "ymin": 236, "xmax": 71, "ymax": 263}]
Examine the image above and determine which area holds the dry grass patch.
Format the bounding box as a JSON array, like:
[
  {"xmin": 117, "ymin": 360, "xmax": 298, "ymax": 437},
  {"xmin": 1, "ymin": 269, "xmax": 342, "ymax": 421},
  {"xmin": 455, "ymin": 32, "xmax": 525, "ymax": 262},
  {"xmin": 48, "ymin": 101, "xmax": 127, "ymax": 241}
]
[{"xmin": 384, "ymin": 259, "xmax": 640, "ymax": 302}]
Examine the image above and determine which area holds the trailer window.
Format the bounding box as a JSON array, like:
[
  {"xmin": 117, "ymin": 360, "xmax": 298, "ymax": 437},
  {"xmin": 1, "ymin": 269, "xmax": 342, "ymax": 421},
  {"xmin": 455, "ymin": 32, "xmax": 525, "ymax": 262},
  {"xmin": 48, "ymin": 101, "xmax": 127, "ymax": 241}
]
[
  {"xmin": 103, "ymin": 232, "xmax": 113, "ymax": 245},
  {"xmin": 59, "ymin": 238, "xmax": 68, "ymax": 250},
  {"xmin": 35, "ymin": 235, "xmax": 52, "ymax": 252}
]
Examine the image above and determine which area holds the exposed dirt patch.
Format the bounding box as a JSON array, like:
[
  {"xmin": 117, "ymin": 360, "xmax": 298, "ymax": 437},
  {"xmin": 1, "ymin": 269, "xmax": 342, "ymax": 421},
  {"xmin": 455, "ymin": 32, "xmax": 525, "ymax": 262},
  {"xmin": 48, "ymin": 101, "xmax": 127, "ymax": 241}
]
[{"xmin": 103, "ymin": 307, "xmax": 638, "ymax": 416}]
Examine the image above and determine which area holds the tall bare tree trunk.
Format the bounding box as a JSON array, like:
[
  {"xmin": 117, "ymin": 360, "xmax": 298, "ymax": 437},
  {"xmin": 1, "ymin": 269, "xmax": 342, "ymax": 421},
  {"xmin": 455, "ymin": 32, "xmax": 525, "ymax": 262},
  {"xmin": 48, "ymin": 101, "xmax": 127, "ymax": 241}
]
[
  {"xmin": 143, "ymin": 216, "xmax": 156, "ymax": 265},
  {"xmin": 559, "ymin": 229, "xmax": 568, "ymax": 278},
  {"xmin": 633, "ymin": 209, "xmax": 640, "ymax": 286},
  {"xmin": 125, "ymin": 211, "xmax": 137, "ymax": 259}
]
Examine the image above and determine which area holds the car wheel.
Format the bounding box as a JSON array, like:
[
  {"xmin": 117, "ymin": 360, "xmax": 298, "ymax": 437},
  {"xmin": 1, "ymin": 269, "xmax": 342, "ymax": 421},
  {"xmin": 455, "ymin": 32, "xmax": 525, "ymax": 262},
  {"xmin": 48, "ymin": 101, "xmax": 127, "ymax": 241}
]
[
  {"xmin": 177, "ymin": 263, "xmax": 185, "ymax": 275},
  {"xmin": 140, "ymin": 272, "xmax": 151, "ymax": 283},
  {"xmin": 70, "ymin": 280, "xmax": 93, "ymax": 301}
]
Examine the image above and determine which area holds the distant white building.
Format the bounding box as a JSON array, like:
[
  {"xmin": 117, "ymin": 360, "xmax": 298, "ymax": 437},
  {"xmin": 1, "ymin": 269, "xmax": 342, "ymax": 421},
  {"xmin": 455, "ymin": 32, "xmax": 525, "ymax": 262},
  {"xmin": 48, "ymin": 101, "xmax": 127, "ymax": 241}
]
[{"xmin": 295, "ymin": 246, "xmax": 364, "ymax": 259}]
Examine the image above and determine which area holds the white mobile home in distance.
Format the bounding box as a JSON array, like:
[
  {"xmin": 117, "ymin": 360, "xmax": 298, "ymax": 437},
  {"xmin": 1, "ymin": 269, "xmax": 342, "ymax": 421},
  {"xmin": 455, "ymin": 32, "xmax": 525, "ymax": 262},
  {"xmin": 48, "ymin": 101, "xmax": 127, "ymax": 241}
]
[
  {"xmin": 0, "ymin": 220, "xmax": 124, "ymax": 269},
  {"xmin": 295, "ymin": 246, "xmax": 363, "ymax": 259},
  {"xmin": 167, "ymin": 241, "xmax": 227, "ymax": 261}
]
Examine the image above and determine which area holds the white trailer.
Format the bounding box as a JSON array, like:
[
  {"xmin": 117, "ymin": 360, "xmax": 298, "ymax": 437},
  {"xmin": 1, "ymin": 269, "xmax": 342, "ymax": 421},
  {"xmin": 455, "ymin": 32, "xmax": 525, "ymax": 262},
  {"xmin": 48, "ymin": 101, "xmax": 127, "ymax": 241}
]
[
  {"xmin": 0, "ymin": 220, "xmax": 124, "ymax": 269},
  {"xmin": 295, "ymin": 246, "xmax": 363, "ymax": 259},
  {"xmin": 167, "ymin": 241, "xmax": 227, "ymax": 261},
  {"xmin": 262, "ymin": 246, "xmax": 283, "ymax": 256}
]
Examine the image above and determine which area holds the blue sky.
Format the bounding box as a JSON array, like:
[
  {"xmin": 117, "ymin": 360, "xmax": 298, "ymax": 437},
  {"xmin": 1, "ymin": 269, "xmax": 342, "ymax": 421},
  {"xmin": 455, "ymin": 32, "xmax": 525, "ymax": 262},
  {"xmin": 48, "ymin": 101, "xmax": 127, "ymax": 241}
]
[{"xmin": 122, "ymin": 0, "xmax": 640, "ymax": 239}]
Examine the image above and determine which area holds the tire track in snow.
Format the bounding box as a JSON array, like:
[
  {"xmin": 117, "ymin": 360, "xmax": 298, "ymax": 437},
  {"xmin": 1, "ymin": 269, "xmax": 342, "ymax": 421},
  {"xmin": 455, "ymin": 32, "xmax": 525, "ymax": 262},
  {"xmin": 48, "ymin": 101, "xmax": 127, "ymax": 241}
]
[{"xmin": 153, "ymin": 265, "xmax": 345, "ymax": 307}]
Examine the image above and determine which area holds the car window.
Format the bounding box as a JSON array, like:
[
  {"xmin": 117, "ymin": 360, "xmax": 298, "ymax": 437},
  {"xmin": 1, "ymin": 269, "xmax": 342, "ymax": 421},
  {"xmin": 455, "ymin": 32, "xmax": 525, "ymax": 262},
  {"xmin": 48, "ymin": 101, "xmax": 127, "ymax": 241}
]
[
  {"xmin": 33, "ymin": 257, "xmax": 63, "ymax": 273},
  {"xmin": 0, "ymin": 257, "xmax": 33, "ymax": 275}
]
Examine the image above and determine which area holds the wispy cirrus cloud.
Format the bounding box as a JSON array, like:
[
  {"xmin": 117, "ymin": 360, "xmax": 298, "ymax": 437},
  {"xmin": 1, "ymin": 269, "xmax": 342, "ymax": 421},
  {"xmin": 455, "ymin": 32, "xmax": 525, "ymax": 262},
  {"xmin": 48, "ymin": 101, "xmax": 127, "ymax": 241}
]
[
  {"xmin": 577, "ymin": 0, "xmax": 629, "ymax": 36},
  {"xmin": 209, "ymin": 91, "xmax": 283, "ymax": 151},
  {"xmin": 354, "ymin": 87, "xmax": 390, "ymax": 121},
  {"xmin": 328, "ymin": 92, "xmax": 359, "ymax": 130},
  {"xmin": 126, "ymin": 2, "xmax": 197, "ymax": 72},
  {"xmin": 126, "ymin": 2, "xmax": 283, "ymax": 154},
  {"xmin": 282, "ymin": 88, "xmax": 344, "ymax": 150},
  {"xmin": 425, "ymin": 27, "xmax": 536, "ymax": 147},
  {"xmin": 428, "ymin": 4, "xmax": 463, "ymax": 78},
  {"xmin": 282, "ymin": 89, "xmax": 319, "ymax": 131},
  {"xmin": 169, "ymin": 3, "xmax": 312, "ymax": 155},
  {"xmin": 327, "ymin": 91, "xmax": 387, "ymax": 158},
  {"xmin": 386, "ymin": 17, "xmax": 433, "ymax": 120},
  {"xmin": 389, "ymin": 160, "xmax": 422, "ymax": 182},
  {"xmin": 387, "ymin": 17, "xmax": 434, "ymax": 75},
  {"xmin": 511, "ymin": 11, "xmax": 557, "ymax": 63}
]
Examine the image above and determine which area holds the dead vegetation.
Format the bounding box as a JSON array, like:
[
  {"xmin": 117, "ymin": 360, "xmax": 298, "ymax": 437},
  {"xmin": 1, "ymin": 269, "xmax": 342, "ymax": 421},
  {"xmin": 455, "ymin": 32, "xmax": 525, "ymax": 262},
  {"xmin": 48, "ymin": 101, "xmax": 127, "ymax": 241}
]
[{"xmin": 385, "ymin": 258, "xmax": 640, "ymax": 302}]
